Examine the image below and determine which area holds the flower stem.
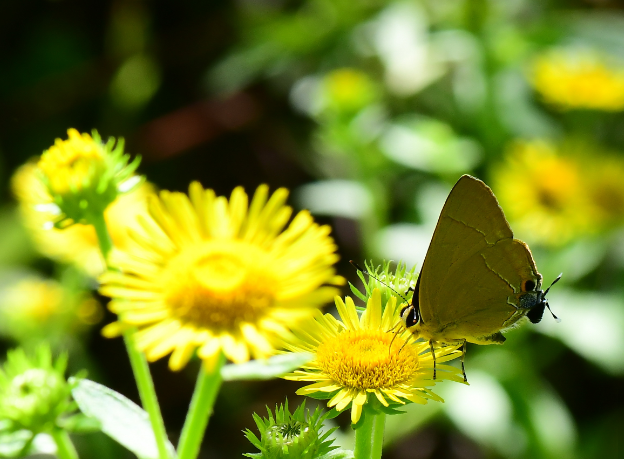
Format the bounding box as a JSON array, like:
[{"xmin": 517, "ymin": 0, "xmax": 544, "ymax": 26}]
[
  {"xmin": 177, "ymin": 354, "xmax": 226, "ymax": 459},
  {"xmin": 51, "ymin": 429, "xmax": 79, "ymax": 459},
  {"xmin": 90, "ymin": 211, "xmax": 113, "ymax": 262},
  {"xmin": 353, "ymin": 409, "xmax": 386, "ymax": 459},
  {"xmin": 89, "ymin": 212, "xmax": 170, "ymax": 459}
]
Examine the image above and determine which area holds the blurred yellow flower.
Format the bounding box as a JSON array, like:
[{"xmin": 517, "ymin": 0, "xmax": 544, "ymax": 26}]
[
  {"xmin": 0, "ymin": 278, "xmax": 102, "ymax": 343},
  {"xmin": 531, "ymin": 49, "xmax": 624, "ymax": 111},
  {"xmin": 584, "ymin": 155, "xmax": 624, "ymax": 229},
  {"xmin": 492, "ymin": 140, "xmax": 624, "ymax": 245},
  {"xmin": 99, "ymin": 183, "xmax": 344, "ymax": 371},
  {"xmin": 282, "ymin": 290, "xmax": 462, "ymax": 424},
  {"xmin": 322, "ymin": 68, "xmax": 378, "ymax": 114},
  {"xmin": 36, "ymin": 128, "xmax": 140, "ymax": 227},
  {"xmin": 39, "ymin": 129, "xmax": 107, "ymax": 196},
  {"xmin": 12, "ymin": 161, "xmax": 155, "ymax": 277}
]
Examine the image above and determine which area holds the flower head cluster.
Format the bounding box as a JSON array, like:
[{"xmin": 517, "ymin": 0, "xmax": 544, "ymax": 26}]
[
  {"xmin": 531, "ymin": 48, "xmax": 624, "ymax": 111},
  {"xmin": 0, "ymin": 346, "xmax": 76, "ymax": 433},
  {"xmin": 243, "ymin": 400, "xmax": 338, "ymax": 459},
  {"xmin": 282, "ymin": 289, "xmax": 463, "ymax": 424},
  {"xmin": 100, "ymin": 183, "xmax": 343, "ymax": 371},
  {"xmin": 12, "ymin": 160, "xmax": 154, "ymax": 276},
  {"xmin": 492, "ymin": 139, "xmax": 624, "ymax": 245},
  {"xmin": 36, "ymin": 128, "xmax": 141, "ymax": 228}
]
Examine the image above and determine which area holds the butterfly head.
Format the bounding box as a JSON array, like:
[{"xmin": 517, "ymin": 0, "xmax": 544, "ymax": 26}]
[{"xmin": 523, "ymin": 273, "xmax": 562, "ymax": 324}]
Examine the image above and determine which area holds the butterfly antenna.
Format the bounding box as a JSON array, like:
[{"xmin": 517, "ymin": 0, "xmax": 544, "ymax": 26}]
[
  {"xmin": 543, "ymin": 273, "xmax": 562, "ymax": 296},
  {"xmin": 544, "ymin": 273, "xmax": 562, "ymax": 323},
  {"xmin": 349, "ymin": 260, "xmax": 410, "ymax": 303}
]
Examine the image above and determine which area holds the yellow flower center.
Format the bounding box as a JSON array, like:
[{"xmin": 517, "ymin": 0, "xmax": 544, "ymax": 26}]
[
  {"xmin": 38, "ymin": 129, "xmax": 106, "ymax": 195},
  {"xmin": 316, "ymin": 330, "xmax": 419, "ymax": 389},
  {"xmin": 162, "ymin": 240, "xmax": 277, "ymax": 331}
]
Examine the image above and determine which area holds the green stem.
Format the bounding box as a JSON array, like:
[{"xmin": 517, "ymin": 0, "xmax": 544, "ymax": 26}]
[
  {"xmin": 89, "ymin": 212, "xmax": 170, "ymax": 459},
  {"xmin": 51, "ymin": 429, "xmax": 79, "ymax": 459},
  {"xmin": 123, "ymin": 330, "xmax": 171, "ymax": 459},
  {"xmin": 90, "ymin": 212, "xmax": 113, "ymax": 262},
  {"xmin": 353, "ymin": 409, "xmax": 386, "ymax": 459},
  {"xmin": 177, "ymin": 354, "xmax": 226, "ymax": 459},
  {"xmin": 17, "ymin": 433, "xmax": 35, "ymax": 458}
]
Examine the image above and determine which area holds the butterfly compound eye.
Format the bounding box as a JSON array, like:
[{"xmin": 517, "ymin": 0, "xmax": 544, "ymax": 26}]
[
  {"xmin": 400, "ymin": 305, "xmax": 419, "ymax": 327},
  {"xmin": 522, "ymin": 279, "xmax": 536, "ymax": 292}
]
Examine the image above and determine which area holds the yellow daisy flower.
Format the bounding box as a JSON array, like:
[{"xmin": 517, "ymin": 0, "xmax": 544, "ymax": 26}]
[
  {"xmin": 531, "ymin": 48, "xmax": 624, "ymax": 111},
  {"xmin": 282, "ymin": 289, "xmax": 463, "ymax": 424},
  {"xmin": 99, "ymin": 183, "xmax": 344, "ymax": 371},
  {"xmin": 36, "ymin": 128, "xmax": 140, "ymax": 227},
  {"xmin": 12, "ymin": 161, "xmax": 155, "ymax": 277},
  {"xmin": 491, "ymin": 140, "xmax": 592, "ymax": 246}
]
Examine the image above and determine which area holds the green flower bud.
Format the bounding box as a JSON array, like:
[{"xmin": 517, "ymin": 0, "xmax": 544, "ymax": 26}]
[
  {"xmin": 244, "ymin": 400, "xmax": 338, "ymax": 459},
  {"xmin": 0, "ymin": 345, "xmax": 76, "ymax": 433},
  {"xmin": 350, "ymin": 260, "xmax": 417, "ymax": 309}
]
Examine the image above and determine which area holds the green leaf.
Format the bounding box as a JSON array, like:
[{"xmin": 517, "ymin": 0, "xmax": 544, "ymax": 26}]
[
  {"xmin": 70, "ymin": 378, "xmax": 176, "ymax": 459},
  {"xmin": 318, "ymin": 449, "xmax": 355, "ymax": 459},
  {"xmin": 221, "ymin": 353, "xmax": 313, "ymax": 381},
  {"xmin": 348, "ymin": 281, "xmax": 367, "ymax": 303}
]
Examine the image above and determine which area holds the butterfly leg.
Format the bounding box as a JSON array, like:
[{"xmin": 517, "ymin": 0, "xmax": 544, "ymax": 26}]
[
  {"xmin": 429, "ymin": 339, "xmax": 437, "ymax": 380},
  {"xmin": 461, "ymin": 339, "xmax": 468, "ymax": 383}
]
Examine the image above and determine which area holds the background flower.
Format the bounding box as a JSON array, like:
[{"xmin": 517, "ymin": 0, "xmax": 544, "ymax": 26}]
[
  {"xmin": 0, "ymin": 276, "xmax": 102, "ymax": 346},
  {"xmin": 531, "ymin": 48, "xmax": 624, "ymax": 111}
]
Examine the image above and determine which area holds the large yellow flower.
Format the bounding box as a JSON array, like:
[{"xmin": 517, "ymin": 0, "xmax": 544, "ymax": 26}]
[
  {"xmin": 12, "ymin": 161, "xmax": 155, "ymax": 277},
  {"xmin": 282, "ymin": 289, "xmax": 463, "ymax": 424},
  {"xmin": 531, "ymin": 48, "xmax": 624, "ymax": 111},
  {"xmin": 99, "ymin": 183, "xmax": 344, "ymax": 371}
]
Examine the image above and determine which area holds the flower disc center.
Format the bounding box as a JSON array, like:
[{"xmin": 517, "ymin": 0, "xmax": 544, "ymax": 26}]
[
  {"xmin": 162, "ymin": 240, "xmax": 276, "ymax": 331},
  {"xmin": 316, "ymin": 330, "xmax": 419, "ymax": 389}
]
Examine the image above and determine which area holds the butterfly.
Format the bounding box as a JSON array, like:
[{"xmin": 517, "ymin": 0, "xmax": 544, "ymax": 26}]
[{"xmin": 398, "ymin": 175, "xmax": 561, "ymax": 381}]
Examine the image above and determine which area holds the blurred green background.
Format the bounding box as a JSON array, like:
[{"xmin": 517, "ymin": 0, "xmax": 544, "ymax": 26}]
[{"xmin": 2, "ymin": 0, "xmax": 624, "ymax": 457}]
